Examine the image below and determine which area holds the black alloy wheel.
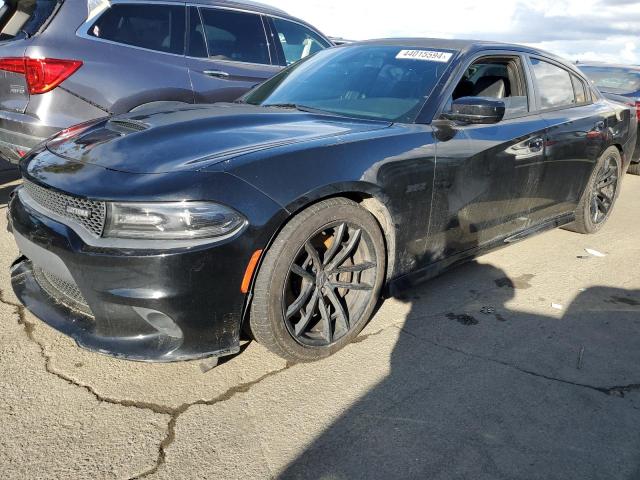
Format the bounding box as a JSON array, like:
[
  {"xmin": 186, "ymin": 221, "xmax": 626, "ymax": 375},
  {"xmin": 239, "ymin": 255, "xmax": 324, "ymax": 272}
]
[
  {"xmin": 250, "ymin": 198, "xmax": 386, "ymax": 362},
  {"xmin": 566, "ymin": 146, "xmax": 622, "ymax": 234},
  {"xmin": 283, "ymin": 222, "xmax": 378, "ymax": 347},
  {"xmin": 590, "ymin": 153, "xmax": 620, "ymax": 224}
]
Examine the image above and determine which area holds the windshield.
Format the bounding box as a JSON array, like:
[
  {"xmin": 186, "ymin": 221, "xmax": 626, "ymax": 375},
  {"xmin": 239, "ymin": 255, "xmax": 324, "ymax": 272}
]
[
  {"xmin": 579, "ymin": 66, "xmax": 640, "ymax": 95},
  {"xmin": 244, "ymin": 45, "xmax": 457, "ymax": 122}
]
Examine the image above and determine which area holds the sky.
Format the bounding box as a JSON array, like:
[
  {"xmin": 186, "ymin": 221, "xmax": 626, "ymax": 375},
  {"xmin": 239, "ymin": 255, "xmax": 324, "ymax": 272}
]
[{"xmin": 265, "ymin": 0, "xmax": 640, "ymax": 65}]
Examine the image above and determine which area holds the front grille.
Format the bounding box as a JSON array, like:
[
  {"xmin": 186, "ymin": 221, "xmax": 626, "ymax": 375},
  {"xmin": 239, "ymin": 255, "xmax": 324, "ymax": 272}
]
[
  {"xmin": 23, "ymin": 180, "xmax": 106, "ymax": 237},
  {"xmin": 33, "ymin": 266, "xmax": 93, "ymax": 317}
]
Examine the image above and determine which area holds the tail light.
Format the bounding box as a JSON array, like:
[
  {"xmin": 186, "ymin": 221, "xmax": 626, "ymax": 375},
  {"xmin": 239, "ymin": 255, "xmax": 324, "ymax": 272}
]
[
  {"xmin": 635, "ymin": 101, "xmax": 640, "ymax": 122},
  {"xmin": 0, "ymin": 57, "xmax": 83, "ymax": 95}
]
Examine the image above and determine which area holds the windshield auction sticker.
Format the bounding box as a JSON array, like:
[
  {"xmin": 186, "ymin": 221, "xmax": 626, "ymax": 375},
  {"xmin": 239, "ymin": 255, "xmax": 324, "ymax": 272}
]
[{"xmin": 396, "ymin": 50, "xmax": 453, "ymax": 63}]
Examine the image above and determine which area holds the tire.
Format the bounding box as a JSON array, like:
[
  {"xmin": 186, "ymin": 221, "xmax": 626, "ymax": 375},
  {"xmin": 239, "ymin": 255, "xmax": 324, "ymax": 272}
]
[
  {"xmin": 565, "ymin": 146, "xmax": 623, "ymax": 234},
  {"xmin": 250, "ymin": 198, "xmax": 386, "ymax": 363},
  {"xmin": 628, "ymin": 162, "xmax": 640, "ymax": 176}
]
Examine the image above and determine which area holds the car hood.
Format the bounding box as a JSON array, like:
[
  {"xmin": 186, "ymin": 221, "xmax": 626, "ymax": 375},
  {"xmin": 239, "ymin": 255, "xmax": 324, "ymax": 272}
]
[{"xmin": 46, "ymin": 103, "xmax": 392, "ymax": 174}]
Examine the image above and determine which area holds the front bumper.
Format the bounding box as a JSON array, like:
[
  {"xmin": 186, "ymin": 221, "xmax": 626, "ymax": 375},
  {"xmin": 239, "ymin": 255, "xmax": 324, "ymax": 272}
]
[{"xmin": 8, "ymin": 188, "xmax": 259, "ymax": 362}]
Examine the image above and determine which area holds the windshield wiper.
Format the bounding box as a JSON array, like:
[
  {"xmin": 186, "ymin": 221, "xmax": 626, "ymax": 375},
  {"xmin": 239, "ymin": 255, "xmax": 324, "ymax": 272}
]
[
  {"xmin": 261, "ymin": 103, "xmax": 338, "ymax": 116},
  {"xmin": 262, "ymin": 103, "xmax": 303, "ymax": 109}
]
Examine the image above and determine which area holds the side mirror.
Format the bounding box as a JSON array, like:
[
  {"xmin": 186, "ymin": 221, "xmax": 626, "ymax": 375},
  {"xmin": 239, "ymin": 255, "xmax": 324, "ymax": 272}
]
[{"xmin": 442, "ymin": 97, "xmax": 506, "ymax": 125}]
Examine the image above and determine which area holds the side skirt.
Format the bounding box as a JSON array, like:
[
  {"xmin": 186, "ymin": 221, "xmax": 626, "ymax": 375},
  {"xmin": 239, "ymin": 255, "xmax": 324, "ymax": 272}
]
[{"xmin": 387, "ymin": 212, "xmax": 576, "ymax": 297}]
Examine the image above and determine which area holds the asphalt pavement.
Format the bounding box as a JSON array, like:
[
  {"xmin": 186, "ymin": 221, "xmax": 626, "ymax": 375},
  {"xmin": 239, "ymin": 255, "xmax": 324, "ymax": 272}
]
[{"xmin": 0, "ymin": 168, "xmax": 638, "ymax": 480}]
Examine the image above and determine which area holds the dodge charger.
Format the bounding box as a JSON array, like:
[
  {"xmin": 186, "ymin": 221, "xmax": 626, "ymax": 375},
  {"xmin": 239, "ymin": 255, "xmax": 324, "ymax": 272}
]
[{"xmin": 7, "ymin": 39, "xmax": 637, "ymax": 363}]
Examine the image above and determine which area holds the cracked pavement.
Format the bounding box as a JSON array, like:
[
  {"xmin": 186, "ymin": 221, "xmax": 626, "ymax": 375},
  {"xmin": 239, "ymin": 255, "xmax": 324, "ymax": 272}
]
[{"xmin": 0, "ymin": 162, "xmax": 639, "ymax": 479}]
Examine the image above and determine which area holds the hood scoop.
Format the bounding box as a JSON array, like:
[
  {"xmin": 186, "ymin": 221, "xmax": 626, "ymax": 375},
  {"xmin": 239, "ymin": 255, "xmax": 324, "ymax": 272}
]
[{"xmin": 107, "ymin": 119, "xmax": 149, "ymax": 133}]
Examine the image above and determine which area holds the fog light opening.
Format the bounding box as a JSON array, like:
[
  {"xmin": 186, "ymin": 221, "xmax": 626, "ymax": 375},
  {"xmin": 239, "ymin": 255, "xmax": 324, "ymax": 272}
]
[{"xmin": 133, "ymin": 307, "xmax": 183, "ymax": 340}]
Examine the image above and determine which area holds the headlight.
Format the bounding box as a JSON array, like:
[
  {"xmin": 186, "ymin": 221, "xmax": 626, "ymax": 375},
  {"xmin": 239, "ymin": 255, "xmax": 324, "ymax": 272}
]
[{"xmin": 104, "ymin": 202, "xmax": 246, "ymax": 240}]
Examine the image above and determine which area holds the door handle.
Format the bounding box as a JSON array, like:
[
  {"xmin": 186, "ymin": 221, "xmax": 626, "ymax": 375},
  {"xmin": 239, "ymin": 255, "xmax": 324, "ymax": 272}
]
[{"xmin": 203, "ymin": 70, "xmax": 230, "ymax": 79}]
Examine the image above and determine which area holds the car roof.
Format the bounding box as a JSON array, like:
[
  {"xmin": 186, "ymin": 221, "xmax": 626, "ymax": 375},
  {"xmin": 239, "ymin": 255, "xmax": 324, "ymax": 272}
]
[
  {"xmin": 346, "ymin": 37, "xmax": 563, "ymax": 59},
  {"xmin": 180, "ymin": 0, "xmax": 289, "ymax": 17}
]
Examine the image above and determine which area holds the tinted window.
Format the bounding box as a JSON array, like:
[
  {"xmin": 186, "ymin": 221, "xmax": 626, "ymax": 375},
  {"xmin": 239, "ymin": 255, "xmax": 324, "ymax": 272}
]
[
  {"xmin": 571, "ymin": 75, "xmax": 587, "ymax": 104},
  {"xmin": 199, "ymin": 8, "xmax": 269, "ymax": 64},
  {"xmin": 579, "ymin": 66, "xmax": 640, "ymax": 95},
  {"xmin": 245, "ymin": 46, "xmax": 455, "ymax": 122},
  {"xmin": 90, "ymin": 4, "xmax": 186, "ymax": 55},
  {"xmin": 0, "ymin": 0, "xmax": 57, "ymax": 41},
  {"xmin": 530, "ymin": 59, "xmax": 576, "ymax": 109},
  {"xmin": 451, "ymin": 57, "xmax": 529, "ymax": 120},
  {"xmin": 272, "ymin": 18, "xmax": 330, "ymax": 65},
  {"xmin": 187, "ymin": 6, "xmax": 207, "ymax": 58}
]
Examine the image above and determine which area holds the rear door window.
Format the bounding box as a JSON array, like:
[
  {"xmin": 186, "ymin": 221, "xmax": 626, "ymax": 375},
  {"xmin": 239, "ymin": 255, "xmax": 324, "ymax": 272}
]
[
  {"xmin": 0, "ymin": 0, "xmax": 59, "ymax": 41},
  {"xmin": 270, "ymin": 18, "xmax": 330, "ymax": 66},
  {"xmin": 530, "ymin": 58, "xmax": 576, "ymax": 109},
  {"xmin": 198, "ymin": 7, "xmax": 270, "ymax": 65},
  {"xmin": 89, "ymin": 4, "xmax": 186, "ymax": 55}
]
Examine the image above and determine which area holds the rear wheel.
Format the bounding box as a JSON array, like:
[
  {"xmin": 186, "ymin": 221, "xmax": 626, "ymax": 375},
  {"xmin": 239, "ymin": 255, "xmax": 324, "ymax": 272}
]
[
  {"xmin": 628, "ymin": 162, "xmax": 640, "ymax": 176},
  {"xmin": 250, "ymin": 198, "xmax": 386, "ymax": 362},
  {"xmin": 566, "ymin": 146, "xmax": 622, "ymax": 234}
]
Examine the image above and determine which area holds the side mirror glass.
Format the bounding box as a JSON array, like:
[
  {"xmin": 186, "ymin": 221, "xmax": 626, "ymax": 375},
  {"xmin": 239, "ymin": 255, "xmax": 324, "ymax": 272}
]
[{"xmin": 442, "ymin": 97, "xmax": 506, "ymax": 125}]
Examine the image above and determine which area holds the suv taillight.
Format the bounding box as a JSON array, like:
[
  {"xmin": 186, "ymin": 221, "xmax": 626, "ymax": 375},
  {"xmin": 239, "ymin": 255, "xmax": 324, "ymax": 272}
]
[
  {"xmin": 635, "ymin": 101, "xmax": 640, "ymax": 122},
  {"xmin": 0, "ymin": 57, "xmax": 82, "ymax": 95}
]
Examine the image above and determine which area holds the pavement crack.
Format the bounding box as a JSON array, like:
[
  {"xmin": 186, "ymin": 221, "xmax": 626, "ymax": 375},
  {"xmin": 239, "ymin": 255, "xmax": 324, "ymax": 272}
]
[
  {"xmin": 2, "ymin": 287, "xmax": 295, "ymax": 479},
  {"xmin": 129, "ymin": 363, "xmax": 293, "ymax": 480},
  {"xmin": 394, "ymin": 325, "xmax": 640, "ymax": 399},
  {"xmin": 0, "ymin": 288, "xmax": 175, "ymax": 415},
  {"xmin": 351, "ymin": 326, "xmax": 387, "ymax": 344}
]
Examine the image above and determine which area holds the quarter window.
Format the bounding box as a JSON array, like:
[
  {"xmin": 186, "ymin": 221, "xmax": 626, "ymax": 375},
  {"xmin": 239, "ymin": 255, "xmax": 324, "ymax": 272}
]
[
  {"xmin": 271, "ymin": 18, "xmax": 330, "ymax": 65},
  {"xmin": 571, "ymin": 75, "xmax": 588, "ymax": 104},
  {"xmin": 89, "ymin": 4, "xmax": 186, "ymax": 55},
  {"xmin": 530, "ymin": 58, "xmax": 576, "ymax": 109},
  {"xmin": 198, "ymin": 8, "xmax": 270, "ymax": 65}
]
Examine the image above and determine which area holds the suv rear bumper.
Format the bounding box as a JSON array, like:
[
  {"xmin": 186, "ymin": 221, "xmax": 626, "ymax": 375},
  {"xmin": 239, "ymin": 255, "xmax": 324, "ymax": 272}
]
[{"xmin": 0, "ymin": 110, "xmax": 60, "ymax": 163}]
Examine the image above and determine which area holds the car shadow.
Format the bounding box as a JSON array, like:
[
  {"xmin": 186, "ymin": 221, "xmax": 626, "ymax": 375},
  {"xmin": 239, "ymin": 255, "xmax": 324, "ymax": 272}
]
[{"xmin": 279, "ymin": 260, "xmax": 640, "ymax": 479}]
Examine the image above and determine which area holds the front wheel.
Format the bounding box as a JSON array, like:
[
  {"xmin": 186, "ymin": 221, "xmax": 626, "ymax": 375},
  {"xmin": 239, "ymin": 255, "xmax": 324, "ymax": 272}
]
[
  {"xmin": 566, "ymin": 146, "xmax": 622, "ymax": 234},
  {"xmin": 250, "ymin": 198, "xmax": 386, "ymax": 363}
]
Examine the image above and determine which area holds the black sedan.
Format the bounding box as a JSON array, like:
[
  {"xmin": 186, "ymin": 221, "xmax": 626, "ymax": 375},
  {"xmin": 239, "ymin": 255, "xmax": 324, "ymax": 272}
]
[{"xmin": 7, "ymin": 39, "xmax": 638, "ymax": 363}]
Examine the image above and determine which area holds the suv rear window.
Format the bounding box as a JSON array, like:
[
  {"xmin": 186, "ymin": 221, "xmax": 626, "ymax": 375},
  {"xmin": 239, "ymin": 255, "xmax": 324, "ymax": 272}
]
[
  {"xmin": 89, "ymin": 4, "xmax": 186, "ymax": 55},
  {"xmin": 0, "ymin": 0, "xmax": 60, "ymax": 41}
]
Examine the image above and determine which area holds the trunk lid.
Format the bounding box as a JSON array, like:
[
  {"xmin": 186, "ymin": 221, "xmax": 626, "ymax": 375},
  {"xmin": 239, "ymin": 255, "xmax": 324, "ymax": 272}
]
[{"xmin": 46, "ymin": 103, "xmax": 392, "ymax": 174}]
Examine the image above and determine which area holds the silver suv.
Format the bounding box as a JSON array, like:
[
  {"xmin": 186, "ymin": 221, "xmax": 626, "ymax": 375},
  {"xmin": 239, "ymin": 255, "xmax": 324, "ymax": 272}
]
[{"xmin": 0, "ymin": 0, "xmax": 332, "ymax": 163}]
